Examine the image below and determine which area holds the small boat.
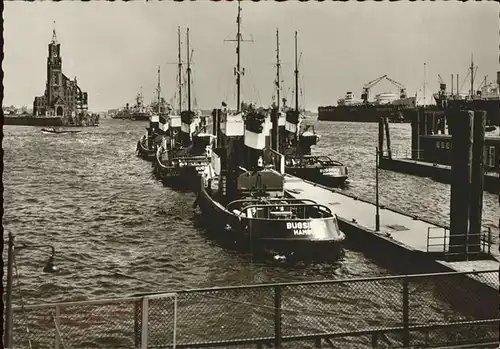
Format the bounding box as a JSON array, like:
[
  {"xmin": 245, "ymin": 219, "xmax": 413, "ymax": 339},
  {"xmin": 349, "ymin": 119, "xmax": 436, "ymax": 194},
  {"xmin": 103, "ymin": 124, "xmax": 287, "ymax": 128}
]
[
  {"xmin": 41, "ymin": 127, "xmax": 81, "ymax": 134},
  {"xmin": 195, "ymin": 8, "xmax": 345, "ymax": 262},
  {"xmin": 271, "ymin": 31, "xmax": 348, "ymax": 188},
  {"xmin": 486, "ymin": 125, "xmax": 497, "ymax": 132}
]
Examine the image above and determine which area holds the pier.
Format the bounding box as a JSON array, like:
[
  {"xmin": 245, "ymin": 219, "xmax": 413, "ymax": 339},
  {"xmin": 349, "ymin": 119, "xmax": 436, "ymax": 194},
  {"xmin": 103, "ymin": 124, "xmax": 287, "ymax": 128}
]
[{"xmin": 378, "ymin": 108, "xmax": 500, "ymax": 193}]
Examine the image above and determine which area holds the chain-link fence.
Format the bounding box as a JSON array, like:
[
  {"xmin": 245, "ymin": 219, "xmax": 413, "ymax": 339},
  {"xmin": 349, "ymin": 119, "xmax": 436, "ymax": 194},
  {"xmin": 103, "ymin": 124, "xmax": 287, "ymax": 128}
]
[{"xmin": 12, "ymin": 270, "xmax": 499, "ymax": 349}]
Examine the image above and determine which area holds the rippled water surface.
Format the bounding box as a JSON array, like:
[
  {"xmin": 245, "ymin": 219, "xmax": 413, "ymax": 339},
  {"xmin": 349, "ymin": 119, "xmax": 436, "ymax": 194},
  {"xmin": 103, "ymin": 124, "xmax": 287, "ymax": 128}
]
[{"xmin": 3, "ymin": 119, "xmax": 498, "ymax": 306}]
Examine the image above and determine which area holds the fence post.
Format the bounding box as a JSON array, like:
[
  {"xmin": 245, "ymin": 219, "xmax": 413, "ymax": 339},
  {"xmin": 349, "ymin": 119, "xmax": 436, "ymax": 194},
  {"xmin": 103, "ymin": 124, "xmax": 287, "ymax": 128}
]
[
  {"xmin": 274, "ymin": 285, "xmax": 282, "ymax": 349},
  {"xmin": 402, "ymin": 278, "xmax": 409, "ymax": 347},
  {"xmin": 55, "ymin": 305, "xmax": 61, "ymax": 349},
  {"xmin": 141, "ymin": 298, "xmax": 149, "ymax": 349},
  {"xmin": 134, "ymin": 300, "xmax": 141, "ymax": 348}
]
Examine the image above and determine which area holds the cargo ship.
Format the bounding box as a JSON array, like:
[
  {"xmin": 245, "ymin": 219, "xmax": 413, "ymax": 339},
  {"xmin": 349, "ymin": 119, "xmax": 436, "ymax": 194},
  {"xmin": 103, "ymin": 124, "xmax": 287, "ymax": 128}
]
[
  {"xmin": 318, "ymin": 75, "xmax": 416, "ymax": 123},
  {"xmin": 433, "ymin": 63, "xmax": 500, "ymax": 126}
]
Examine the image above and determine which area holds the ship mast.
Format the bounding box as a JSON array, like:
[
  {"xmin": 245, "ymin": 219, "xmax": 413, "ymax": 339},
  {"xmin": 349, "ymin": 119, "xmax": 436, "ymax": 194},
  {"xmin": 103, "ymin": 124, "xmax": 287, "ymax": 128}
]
[
  {"xmin": 470, "ymin": 53, "xmax": 475, "ymax": 99},
  {"xmin": 177, "ymin": 26, "xmax": 182, "ymax": 114},
  {"xmin": 186, "ymin": 28, "xmax": 192, "ymax": 114},
  {"xmin": 294, "ymin": 31, "xmax": 299, "ymax": 113},
  {"xmin": 423, "ymin": 63, "xmax": 426, "ymax": 106},
  {"xmin": 236, "ymin": 0, "xmax": 243, "ymax": 113},
  {"xmin": 276, "ymin": 29, "xmax": 280, "ymax": 111},
  {"xmin": 157, "ymin": 66, "xmax": 161, "ymax": 114}
]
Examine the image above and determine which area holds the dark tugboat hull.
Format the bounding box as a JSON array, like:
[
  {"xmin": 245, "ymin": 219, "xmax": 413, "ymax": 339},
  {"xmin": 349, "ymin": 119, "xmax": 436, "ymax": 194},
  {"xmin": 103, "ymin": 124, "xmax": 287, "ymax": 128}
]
[
  {"xmin": 136, "ymin": 140, "xmax": 155, "ymax": 161},
  {"xmin": 153, "ymin": 152, "xmax": 209, "ymax": 191},
  {"xmin": 196, "ymin": 178, "xmax": 344, "ymax": 262},
  {"xmin": 155, "ymin": 166, "xmax": 204, "ymax": 191}
]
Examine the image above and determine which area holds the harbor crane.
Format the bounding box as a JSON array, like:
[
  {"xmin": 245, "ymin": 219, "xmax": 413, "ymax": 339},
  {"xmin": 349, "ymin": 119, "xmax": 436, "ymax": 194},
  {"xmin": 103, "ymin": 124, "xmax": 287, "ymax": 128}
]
[
  {"xmin": 437, "ymin": 74, "xmax": 447, "ymax": 92},
  {"xmin": 361, "ymin": 74, "xmax": 387, "ymax": 103},
  {"xmin": 385, "ymin": 76, "xmax": 407, "ymax": 99}
]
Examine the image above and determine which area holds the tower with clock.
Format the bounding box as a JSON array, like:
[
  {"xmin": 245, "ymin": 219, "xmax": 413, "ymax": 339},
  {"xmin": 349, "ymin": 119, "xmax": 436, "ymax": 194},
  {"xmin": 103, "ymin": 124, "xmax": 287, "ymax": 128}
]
[
  {"xmin": 33, "ymin": 24, "xmax": 89, "ymax": 123},
  {"xmin": 46, "ymin": 26, "xmax": 63, "ymax": 115}
]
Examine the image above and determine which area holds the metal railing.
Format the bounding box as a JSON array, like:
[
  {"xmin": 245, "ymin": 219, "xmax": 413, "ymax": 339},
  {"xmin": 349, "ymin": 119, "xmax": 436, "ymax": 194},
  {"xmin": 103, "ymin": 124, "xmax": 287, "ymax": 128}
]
[
  {"xmin": 381, "ymin": 148, "xmax": 424, "ymax": 160},
  {"xmin": 427, "ymin": 227, "xmax": 493, "ymax": 259},
  {"xmin": 12, "ymin": 270, "xmax": 499, "ymax": 349}
]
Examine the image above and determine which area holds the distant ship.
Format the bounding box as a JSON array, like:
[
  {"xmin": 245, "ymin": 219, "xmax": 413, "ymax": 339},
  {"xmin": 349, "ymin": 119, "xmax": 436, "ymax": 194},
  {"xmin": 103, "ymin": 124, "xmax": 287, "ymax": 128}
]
[
  {"xmin": 318, "ymin": 75, "xmax": 417, "ymax": 123},
  {"xmin": 433, "ymin": 63, "xmax": 500, "ymax": 126},
  {"xmin": 130, "ymin": 90, "xmax": 151, "ymax": 121}
]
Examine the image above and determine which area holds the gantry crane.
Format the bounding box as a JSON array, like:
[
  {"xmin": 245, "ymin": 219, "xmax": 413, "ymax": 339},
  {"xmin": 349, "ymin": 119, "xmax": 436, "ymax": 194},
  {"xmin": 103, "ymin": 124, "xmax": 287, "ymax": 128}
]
[
  {"xmin": 385, "ymin": 76, "xmax": 407, "ymax": 99},
  {"xmin": 437, "ymin": 74, "xmax": 447, "ymax": 92},
  {"xmin": 361, "ymin": 75, "xmax": 387, "ymax": 103}
]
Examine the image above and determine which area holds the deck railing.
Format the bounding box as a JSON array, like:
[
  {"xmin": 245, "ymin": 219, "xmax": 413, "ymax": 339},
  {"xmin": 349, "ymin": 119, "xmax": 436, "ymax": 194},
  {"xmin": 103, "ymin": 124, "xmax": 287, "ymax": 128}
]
[
  {"xmin": 12, "ymin": 270, "xmax": 499, "ymax": 349},
  {"xmin": 426, "ymin": 227, "xmax": 493, "ymax": 260}
]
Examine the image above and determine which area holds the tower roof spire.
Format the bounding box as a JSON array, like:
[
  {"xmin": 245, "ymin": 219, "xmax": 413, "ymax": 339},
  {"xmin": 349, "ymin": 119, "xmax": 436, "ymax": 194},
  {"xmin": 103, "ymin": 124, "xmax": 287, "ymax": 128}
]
[{"xmin": 51, "ymin": 21, "xmax": 58, "ymax": 44}]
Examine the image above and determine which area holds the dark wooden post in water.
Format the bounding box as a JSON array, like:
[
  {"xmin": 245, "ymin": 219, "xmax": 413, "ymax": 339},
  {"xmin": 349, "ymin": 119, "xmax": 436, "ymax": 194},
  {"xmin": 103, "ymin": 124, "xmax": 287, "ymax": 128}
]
[
  {"xmin": 468, "ymin": 110, "xmax": 486, "ymax": 254},
  {"xmin": 378, "ymin": 117, "xmax": 384, "ymax": 159},
  {"xmin": 449, "ymin": 109, "xmax": 474, "ymax": 259},
  {"xmin": 410, "ymin": 110, "xmax": 420, "ymax": 159},
  {"xmin": 383, "ymin": 116, "xmax": 392, "ymax": 159}
]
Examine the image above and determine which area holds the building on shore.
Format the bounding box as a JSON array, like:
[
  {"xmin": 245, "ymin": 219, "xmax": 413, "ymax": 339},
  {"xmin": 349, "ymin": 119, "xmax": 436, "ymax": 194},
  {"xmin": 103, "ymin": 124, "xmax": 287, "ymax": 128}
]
[{"xmin": 32, "ymin": 26, "xmax": 95, "ymax": 126}]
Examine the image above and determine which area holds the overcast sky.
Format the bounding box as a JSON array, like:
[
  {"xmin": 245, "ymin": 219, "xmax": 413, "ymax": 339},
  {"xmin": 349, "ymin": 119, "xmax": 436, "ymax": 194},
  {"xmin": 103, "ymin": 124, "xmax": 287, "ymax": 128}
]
[{"xmin": 4, "ymin": 1, "xmax": 498, "ymax": 112}]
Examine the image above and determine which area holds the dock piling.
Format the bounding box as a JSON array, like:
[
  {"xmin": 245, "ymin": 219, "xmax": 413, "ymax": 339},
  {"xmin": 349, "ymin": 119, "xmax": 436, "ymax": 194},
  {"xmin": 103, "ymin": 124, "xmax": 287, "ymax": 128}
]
[
  {"xmin": 449, "ymin": 110, "xmax": 474, "ymax": 259},
  {"xmin": 468, "ymin": 110, "xmax": 486, "ymax": 253},
  {"xmin": 383, "ymin": 117, "xmax": 392, "ymax": 159},
  {"xmin": 375, "ymin": 147, "xmax": 380, "ymax": 231},
  {"xmin": 378, "ymin": 117, "xmax": 384, "ymax": 158}
]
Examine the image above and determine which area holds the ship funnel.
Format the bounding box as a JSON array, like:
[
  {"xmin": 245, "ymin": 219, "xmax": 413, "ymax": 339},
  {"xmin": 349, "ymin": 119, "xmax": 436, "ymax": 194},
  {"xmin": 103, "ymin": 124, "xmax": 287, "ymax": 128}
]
[
  {"xmin": 180, "ymin": 110, "xmax": 197, "ymax": 147},
  {"xmin": 270, "ymin": 108, "xmax": 286, "ymax": 152},
  {"xmin": 244, "ymin": 110, "xmax": 268, "ymax": 170},
  {"xmin": 245, "ymin": 111, "xmax": 267, "ymax": 150}
]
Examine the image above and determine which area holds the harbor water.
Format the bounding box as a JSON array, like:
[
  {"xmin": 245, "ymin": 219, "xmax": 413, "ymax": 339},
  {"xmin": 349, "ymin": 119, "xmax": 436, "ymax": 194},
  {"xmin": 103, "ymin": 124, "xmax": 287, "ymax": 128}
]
[{"xmin": 3, "ymin": 118, "xmax": 498, "ymax": 304}]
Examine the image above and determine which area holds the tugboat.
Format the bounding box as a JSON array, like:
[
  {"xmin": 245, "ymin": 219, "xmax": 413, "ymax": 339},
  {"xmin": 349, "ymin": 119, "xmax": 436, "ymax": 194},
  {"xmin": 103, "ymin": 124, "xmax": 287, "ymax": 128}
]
[
  {"xmin": 136, "ymin": 68, "xmax": 165, "ymax": 161},
  {"xmin": 152, "ymin": 27, "xmax": 213, "ymax": 189},
  {"xmin": 195, "ymin": 3, "xmax": 345, "ymax": 261},
  {"xmin": 271, "ymin": 30, "xmax": 348, "ymax": 188}
]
